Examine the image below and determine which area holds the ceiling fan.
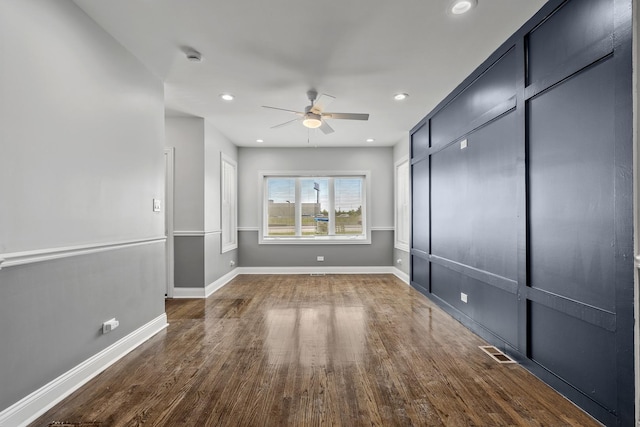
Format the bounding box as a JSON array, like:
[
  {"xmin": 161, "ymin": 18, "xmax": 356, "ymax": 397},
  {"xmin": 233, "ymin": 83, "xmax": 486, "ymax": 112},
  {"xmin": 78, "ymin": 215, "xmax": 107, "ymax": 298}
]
[{"xmin": 262, "ymin": 90, "xmax": 369, "ymax": 135}]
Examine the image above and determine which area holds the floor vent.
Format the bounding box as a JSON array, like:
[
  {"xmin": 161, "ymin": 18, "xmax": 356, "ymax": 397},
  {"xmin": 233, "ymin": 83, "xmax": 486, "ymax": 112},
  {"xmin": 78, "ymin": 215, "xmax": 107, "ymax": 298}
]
[
  {"xmin": 310, "ymin": 273, "xmax": 326, "ymax": 276},
  {"xmin": 479, "ymin": 346, "xmax": 516, "ymax": 364}
]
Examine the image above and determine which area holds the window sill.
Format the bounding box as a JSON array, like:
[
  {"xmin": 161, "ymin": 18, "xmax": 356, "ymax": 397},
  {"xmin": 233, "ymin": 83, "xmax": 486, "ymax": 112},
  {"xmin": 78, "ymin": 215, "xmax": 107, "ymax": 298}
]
[{"xmin": 259, "ymin": 235, "xmax": 371, "ymax": 245}]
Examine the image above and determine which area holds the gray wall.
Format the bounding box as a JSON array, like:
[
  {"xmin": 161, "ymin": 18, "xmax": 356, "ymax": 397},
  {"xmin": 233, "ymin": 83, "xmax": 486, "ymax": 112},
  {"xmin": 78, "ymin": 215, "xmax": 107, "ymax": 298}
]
[
  {"xmin": 237, "ymin": 147, "xmax": 394, "ymax": 268},
  {"xmin": 239, "ymin": 230, "xmax": 393, "ymax": 267},
  {"xmin": 166, "ymin": 117, "xmax": 205, "ymax": 232},
  {"xmin": 204, "ymin": 122, "xmax": 238, "ymax": 282},
  {"xmin": 0, "ymin": 0, "xmax": 165, "ymax": 412},
  {"xmin": 165, "ymin": 117, "xmax": 238, "ymax": 288}
]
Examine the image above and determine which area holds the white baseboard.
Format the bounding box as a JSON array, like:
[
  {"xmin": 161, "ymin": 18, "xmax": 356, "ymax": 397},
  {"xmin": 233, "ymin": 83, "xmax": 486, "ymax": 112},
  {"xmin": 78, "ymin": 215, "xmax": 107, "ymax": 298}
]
[
  {"xmin": 238, "ymin": 266, "xmax": 395, "ymax": 275},
  {"xmin": 238, "ymin": 265, "xmax": 409, "ymax": 281},
  {"xmin": 172, "ymin": 266, "xmax": 409, "ymax": 299},
  {"xmin": 0, "ymin": 314, "xmax": 168, "ymax": 427},
  {"xmin": 173, "ymin": 268, "xmax": 240, "ymax": 299},
  {"xmin": 393, "ymin": 268, "xmax": 410, "ymax": 285}
]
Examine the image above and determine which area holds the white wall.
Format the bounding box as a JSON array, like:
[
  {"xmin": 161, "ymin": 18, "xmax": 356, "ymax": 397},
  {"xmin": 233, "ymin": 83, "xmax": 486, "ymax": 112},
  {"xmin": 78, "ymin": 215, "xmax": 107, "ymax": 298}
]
[
  {"xmin": 0, "ymin": 0, "xmax": 166, "ymax": 419},
  {"xmin": 0, "ymin": 0, "xmax": 165, "ymax": 254}
]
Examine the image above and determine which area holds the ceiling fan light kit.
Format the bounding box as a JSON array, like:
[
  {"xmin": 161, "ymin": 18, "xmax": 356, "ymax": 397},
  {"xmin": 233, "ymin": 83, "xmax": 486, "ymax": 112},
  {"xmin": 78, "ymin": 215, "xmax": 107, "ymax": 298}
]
[{"xmin": 302, "ymin": 113, "xmax": 322, "ymax": 129}]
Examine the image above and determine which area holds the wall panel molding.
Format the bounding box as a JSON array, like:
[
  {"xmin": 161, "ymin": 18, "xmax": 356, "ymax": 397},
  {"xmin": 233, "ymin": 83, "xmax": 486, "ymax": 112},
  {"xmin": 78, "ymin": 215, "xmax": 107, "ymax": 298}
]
[
  {"xmin": 0, "ymin": 237, "xmax": 166, "ymax": 270},
  {"xmin": 173, "ymin": 230, "xmax": 222, "ymax": 237},
  {"xmin": 429, "ymin": 255, "xmax": 518, "ymax": 295}
]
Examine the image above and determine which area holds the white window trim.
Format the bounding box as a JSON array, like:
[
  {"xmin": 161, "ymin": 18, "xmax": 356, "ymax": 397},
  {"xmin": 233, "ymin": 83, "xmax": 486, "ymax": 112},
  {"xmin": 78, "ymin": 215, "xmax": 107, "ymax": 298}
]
[
  {"xmin": 395, "ymin": 157, "xmax": 410, "ymax": 252},
  {"xmin": 259, "ymin": 170, "xmax": 371, "ymax": 245},
  {"xmin": 221, "ymin": 153, "xmax": 238, "ymax": 253}
]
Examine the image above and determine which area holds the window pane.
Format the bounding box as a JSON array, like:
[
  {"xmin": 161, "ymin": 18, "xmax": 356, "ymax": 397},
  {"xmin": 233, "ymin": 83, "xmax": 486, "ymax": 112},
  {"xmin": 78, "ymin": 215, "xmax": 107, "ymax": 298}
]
[
  {"xmin": 267, "ymin": 178, "xmax": 295, "ymax": 236},
  {"xmin": 300, "ymin": 178, "xmax": 328, "ymax": 235},
  {"xmin": 335, "ymin": 178, "xmax": 363, "ymax": 235}
]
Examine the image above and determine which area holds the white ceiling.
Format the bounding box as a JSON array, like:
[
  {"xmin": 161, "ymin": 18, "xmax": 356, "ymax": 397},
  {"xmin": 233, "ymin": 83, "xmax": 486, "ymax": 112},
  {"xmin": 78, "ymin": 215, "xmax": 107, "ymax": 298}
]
[{"xmin": 72, "ymin": 0, "xmax": 547, "ymax": 147}]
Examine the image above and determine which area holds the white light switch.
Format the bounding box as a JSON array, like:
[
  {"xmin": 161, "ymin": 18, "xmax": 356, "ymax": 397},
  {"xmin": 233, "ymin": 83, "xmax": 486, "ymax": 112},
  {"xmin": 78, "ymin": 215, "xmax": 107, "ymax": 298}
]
[
  {"xmin": 461, "ymin": 292, "xmax": 468, "ymax": 303},
  {"xmin": 153, "ymin": 199, "xmax": 161, "ymax": 212},
  {"xmin": 460, "ymin": 139, "xmax": 468, "ymax": 149}
]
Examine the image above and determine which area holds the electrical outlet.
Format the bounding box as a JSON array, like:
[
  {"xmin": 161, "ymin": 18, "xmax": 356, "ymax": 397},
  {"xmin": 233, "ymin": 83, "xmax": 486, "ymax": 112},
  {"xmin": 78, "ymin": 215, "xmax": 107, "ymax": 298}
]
[
  {"xmin": 102, "ymin": 318, "xmax": 119, "ymax": 334},
  {"xmin": 317, "ymin": 256, "xmax": 324, "ymax": 262},
  {"xmin": 461, "ymin": 292, "xmax": 468, "ymax": 303}
]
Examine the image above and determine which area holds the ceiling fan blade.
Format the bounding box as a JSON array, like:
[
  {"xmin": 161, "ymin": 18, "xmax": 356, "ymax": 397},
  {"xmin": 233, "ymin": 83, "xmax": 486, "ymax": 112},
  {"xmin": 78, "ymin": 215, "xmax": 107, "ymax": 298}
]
[
  {"xmin": 311, "ymin": 94, "xmax": 336, "ymax": 113},
  {"xmin": 319, "ymin": 120, "xmax": 334, "ymax": 135},
  {"xmin": 262, "ymin": 105, "xmax": 303, "ymax": 115},
  {"xmin": 271, "ymin": 118, "xmax": 301, "ymax": 129},
  {"xmin": 322, "ymin": 112, "xmax": 369, "ymax": 121}
]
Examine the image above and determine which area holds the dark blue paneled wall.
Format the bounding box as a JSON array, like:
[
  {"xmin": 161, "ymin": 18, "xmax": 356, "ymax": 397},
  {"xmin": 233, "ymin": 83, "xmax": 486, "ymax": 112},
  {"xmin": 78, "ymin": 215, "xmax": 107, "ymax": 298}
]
[{"xmin": 410, "ymin": 0, "xmax": 633, "ymax": 425}]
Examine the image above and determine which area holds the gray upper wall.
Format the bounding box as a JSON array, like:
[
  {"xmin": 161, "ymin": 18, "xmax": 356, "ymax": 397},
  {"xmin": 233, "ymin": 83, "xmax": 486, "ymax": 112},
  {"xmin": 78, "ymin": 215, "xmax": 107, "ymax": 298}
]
[
  {"xmin": 0, "ymin": 0, "xmax": 165, "ymax": 254},
  {"xmin": 165, "ymin": 117, "xmax": 205, "ymax": 232},
  {"xmin": 238, "ymin": 146, "xmax": 394, "ymax": 229},
  {"xmin": 165, "ymin": 117, "xmax": 238, "ymax": 234},
  {"xmin": 205, "ymin": 120, "xmax": 238, "ymax": 233}
]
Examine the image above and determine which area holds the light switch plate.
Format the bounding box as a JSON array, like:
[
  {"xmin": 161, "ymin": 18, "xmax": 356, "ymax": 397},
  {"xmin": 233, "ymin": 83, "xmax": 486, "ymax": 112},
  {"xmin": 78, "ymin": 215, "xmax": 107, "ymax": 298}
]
[
  {"xmin": 153, "ymin": 199, "xmax": 161, "ymax": 212},
  {"xmin": 460, "ymin": 139, "xmax": 468, "ymax": 149},
  {"xmin": 461, "ymin": 292, "xmax": 468, "ymax": 303}
]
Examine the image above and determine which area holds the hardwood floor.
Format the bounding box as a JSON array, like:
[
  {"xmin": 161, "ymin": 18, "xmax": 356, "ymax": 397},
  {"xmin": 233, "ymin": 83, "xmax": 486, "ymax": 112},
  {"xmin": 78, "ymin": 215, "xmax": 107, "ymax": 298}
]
[{"xmin": 31, "ymin": 274, "xmax": 600, "ymax": 426}]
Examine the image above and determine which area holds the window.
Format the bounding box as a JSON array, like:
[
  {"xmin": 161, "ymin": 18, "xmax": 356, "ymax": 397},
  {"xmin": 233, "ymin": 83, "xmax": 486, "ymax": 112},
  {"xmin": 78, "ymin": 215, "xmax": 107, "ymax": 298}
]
[
  {"xmin": 221, "ymin": 153, "xmax": 237, "ymax": 252},
  {"xmin": 260, "ymin": 171, "xmax": 370, "ymax": 244},
  {"xmin": 395, "ymin": 158, "xmax": 410, "ymax": 251}
]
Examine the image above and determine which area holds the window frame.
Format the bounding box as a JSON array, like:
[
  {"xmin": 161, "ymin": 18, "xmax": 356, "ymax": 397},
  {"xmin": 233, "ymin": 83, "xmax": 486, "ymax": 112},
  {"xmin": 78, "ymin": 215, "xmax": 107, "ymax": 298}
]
[
  {"xmin": 394, "ymin": 157, "xmax": 410, "ymax": 251},
  {"xmin": 220, "ymin": 153, "xmax": 238, "ymax": 253},
  {"xmin": 259, "ymin": 170, "xmax": 371, "ymax": 245}
]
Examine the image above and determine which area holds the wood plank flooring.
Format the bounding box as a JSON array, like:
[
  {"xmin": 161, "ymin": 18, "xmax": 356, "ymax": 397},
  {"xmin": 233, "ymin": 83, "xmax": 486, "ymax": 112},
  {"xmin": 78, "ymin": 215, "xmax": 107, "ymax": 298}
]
[{"xmin": 30, "ymin": 274, "xmax": 600, "ymax": 426}]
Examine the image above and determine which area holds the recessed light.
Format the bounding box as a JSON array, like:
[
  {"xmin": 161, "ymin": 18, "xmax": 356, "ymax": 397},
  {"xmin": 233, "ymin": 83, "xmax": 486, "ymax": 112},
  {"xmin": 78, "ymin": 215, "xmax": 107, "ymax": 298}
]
[
  {"xmin": 366, "ymin": 138, "xmax": 375, "ymax": 143},
  {"xmin": 220, "ymin": 93, "xmax": 234, "ymax": 101},
  {"xmin": 394, "ymin": 93, "xmax": 409, "ymax": 101},
  {"xmin": 450, "ymin": 0, "xmax": 477, "ymax": 15},
  {"xmin": 256, "ymin": 139, "xmax": 264, "ymax": 143}
]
